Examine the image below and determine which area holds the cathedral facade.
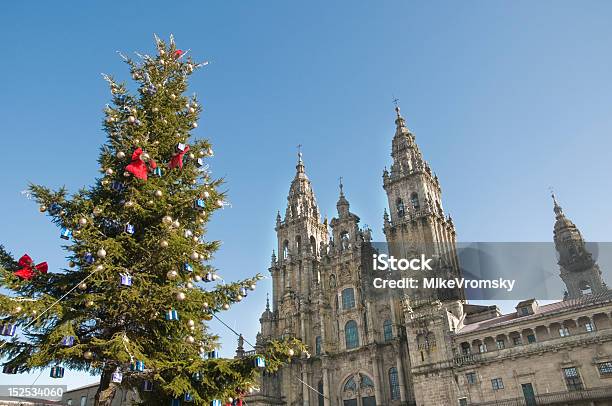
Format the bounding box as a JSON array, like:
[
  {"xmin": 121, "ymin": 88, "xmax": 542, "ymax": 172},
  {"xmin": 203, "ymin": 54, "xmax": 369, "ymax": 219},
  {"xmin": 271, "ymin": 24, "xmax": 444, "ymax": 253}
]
[{"xmin": 244, "ymin": 107, "xmax": 612, "ymax": 406}]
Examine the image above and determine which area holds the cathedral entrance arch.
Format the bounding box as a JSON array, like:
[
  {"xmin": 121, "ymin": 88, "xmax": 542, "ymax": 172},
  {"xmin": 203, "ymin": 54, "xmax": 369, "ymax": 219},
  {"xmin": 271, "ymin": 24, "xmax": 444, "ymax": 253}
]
[{"xmin": 340, "ymin": 373, "xmax": 376, "ymax": 406}]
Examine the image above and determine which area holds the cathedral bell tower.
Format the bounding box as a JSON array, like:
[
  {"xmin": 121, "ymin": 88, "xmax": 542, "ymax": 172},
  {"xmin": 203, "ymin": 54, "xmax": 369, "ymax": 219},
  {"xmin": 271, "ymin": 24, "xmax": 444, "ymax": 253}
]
[
  {"xmin": 552, "ymin": 193, "xmax": 608, "ymax": 299},
  {"xmin": 383, "ymin": 106, "xmax": 461, "ymax": 300},
  {"xmin": 267, "ymin": 151, "xmax": 329, "ymax": 341}
]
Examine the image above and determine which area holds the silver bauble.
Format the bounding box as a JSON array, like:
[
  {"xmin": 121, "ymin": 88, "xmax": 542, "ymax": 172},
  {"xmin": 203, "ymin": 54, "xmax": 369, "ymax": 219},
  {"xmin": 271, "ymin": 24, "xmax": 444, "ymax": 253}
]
[
  {"xmin": 176, "ymin": 292, "xmax": 186, "ymax": 301},
  {"xmin": 79, "ymin": 218, "xmax": 88, "ymax": 226},
  {"xmin": 116, "ymin": 151, "xmax": 126, "ymax": 159},
  {"xmin": 97, "ymin": 248, "xmax": 107, "ymax": 258},
  {"xmin": 105, "ymin": 168, "xmax": 114, "ymax": 175}
]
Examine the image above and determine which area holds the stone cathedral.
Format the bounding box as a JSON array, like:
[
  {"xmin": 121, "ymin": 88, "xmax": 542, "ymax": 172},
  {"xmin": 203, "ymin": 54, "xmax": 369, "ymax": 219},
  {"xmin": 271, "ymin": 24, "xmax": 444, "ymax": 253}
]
[{"xmin": 244, "ymin": 107, "xmax": 612, "ymax": 406}]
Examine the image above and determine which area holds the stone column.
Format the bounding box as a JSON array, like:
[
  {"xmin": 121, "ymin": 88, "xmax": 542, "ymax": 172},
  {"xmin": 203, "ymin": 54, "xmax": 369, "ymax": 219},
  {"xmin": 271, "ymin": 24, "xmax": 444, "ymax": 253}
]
[
  {"xmin": 302, "ymin": 363, "xmax": 310, "ymax": 406},
  {"xmin": 370, "ymin": 345, "xmax": 383, "ymax": 405},
  {"xmin": 394, "ymin": 344, "xmax": 407, "ymax": 402},
  {"xmin": 323, "ymin": 364, "xmax": 331, "ymax": 406}
]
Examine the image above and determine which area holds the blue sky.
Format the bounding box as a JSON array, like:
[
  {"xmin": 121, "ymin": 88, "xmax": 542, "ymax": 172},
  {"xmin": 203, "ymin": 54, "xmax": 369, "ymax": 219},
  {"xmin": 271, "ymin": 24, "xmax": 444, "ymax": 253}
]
[{"xmin": 1, "ymin": 0, "xmax": 611, "ymax": 390}]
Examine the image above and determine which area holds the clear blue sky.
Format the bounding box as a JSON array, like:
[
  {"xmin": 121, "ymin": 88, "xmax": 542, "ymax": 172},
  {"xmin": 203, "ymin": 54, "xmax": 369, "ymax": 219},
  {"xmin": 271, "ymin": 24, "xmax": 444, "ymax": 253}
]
[{"xmin": 1, "ymin": 0, "xmax": 611, "ymax": 390}]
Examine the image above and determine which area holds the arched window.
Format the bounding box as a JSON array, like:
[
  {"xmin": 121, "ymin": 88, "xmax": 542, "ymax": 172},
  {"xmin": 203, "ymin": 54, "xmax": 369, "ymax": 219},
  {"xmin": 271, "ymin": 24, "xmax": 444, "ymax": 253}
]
[
  {"xmin": 340, "ymin": 231, "xmax": 350, "ymax": 250},
  {"xmin": 318, "ymin": 380, "xmax": 324, "ymax": 406},
  {"xmin": 315, "ymin": 336, "xmax": 322, "ymax": 355},
  {"xmin": 310, "ymin": 236, "xmax": 317, "ymax": 254},
  {"xmin": 383, "ymin": 319, "xmax": 393, "ymax": 342},
  {"xmin": 411, "ymin": 192, "xmax": 420, "ymax": 210},
  {"xmin": 345, "ymin": 320, "xmax": 359, "ymax": 349},
  {"xmin": 344, "ymin": 376, "xmax": 357, "ymax": 391},
  {"xmin": 282, "ymin": 240, "xmax": 289, "ymax": 259},
  {"xmin": 389, "ymin": 367, "xmax": 400, "ymax": 400},
  {"xmin": 342, "ymin": 288, "xmax": 356, "ymax": 309},
  {"xmin": 396, "ymin": 198, "xmax": 405, "ymax": 218},
  {"xmin": 360, "ymin": 374, "xmax": 374, "ymax": 389},
  {"xmin": 296, "ymin": 236, "xmax": 301, "ymax": 254}
]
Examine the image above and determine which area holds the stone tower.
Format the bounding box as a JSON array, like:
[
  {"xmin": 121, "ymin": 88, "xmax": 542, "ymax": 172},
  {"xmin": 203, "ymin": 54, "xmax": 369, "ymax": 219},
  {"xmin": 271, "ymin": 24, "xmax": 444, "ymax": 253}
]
[
  {"xmin": 552, "ymin": 193, "xmax": 607, "ymax": 299},
  {"xmin": 382, "ymin": 106, "xmax": 461, "ymax": 300}
]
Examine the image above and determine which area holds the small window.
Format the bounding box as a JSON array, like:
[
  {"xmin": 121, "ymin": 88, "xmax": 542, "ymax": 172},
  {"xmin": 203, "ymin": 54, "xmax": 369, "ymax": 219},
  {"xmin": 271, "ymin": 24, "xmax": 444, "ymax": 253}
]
[
  {"xmin": 461, "ymin": 342, "xmax": 471, "ymax": 355},
  {"xmin": 80, "ymin": 396, "xmax": 87, "ymax": 406},
  {"xmin": 598, "ymin": 362, "xmax": 612, "ymax": 376},
  {"xmin": 513, "ymin": 336, "xmax": 522, "ymax": 346},
  {"xmin": 559, "ymin": 327, "xmax": 570, "ymax": 337},
  {"xmin": 491, "ymin": 378, "xmax": 504, "ymax": 390},
  {"xmin": 396, "ymin": 198, "xmax": 405, "ymax": 218},
  {"xmin": 340, "ymin": 231, "xmax": 350, "ymax": 250},
  {"xmin": 315, "ymin": 336, "xmax": 322, "ymax": 355},
  {"xmin": 496, "ymin": 339, "xmax": 505, "ymax": 350},
  {"xmin": 389, "ymin": 367, "xmax": 400, "ymax": 400},
  {"xmin": 520, "ymin": 307, "xmax": 530, "ymax": 316},
  {"xmin": 345, "ymin": 320, "xmax": 359, "ymax": 349},
  {"xmin": 341, "ymin": 288, "xmax": 356, "ymax": 310},
  {"xmin": 383, "ymin": 319, "xmax": 393, "ymax": 342},
  {"xmin": 283, "ymin": 240, "xmax": 289, "ymax": 259},
  {"xmin": 527, "ymin": 334, "xmax": 536, "ymax": 344},
  {"xmin": 459, "ymin": 398, "xmax": 468, "ymax": 406},
  {"xmin": 563, "ymin": 367, "xmax": 583, "ymax": 391},
  {"xmin": 410, "ymin": 192, "xmax": 420, "ymax": 210},
  {"xmin": 585, "ymin": 322, "xmax": 594, "ymax": 332},
  {"xmin": 479, "ymin": 343, "xmax": 487, "ymax": 353},
  {"xmin": 466, "ymin": 372, "xmax": 477, "ymax": 384}
]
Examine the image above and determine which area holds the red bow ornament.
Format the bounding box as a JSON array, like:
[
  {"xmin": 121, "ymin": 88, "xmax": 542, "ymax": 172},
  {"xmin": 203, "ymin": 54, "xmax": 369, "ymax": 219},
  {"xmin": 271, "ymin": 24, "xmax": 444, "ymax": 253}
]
[
  {"xmin": 14, "ymin": 254, "xmax": 48, "ymax": 280},
  {"xmin": 125, "ymin": 148, "xmax": 149, "ymax": 180},
  {"xmin": 169, "ymin": 145, "xmax": 189, "ymax": 169}
]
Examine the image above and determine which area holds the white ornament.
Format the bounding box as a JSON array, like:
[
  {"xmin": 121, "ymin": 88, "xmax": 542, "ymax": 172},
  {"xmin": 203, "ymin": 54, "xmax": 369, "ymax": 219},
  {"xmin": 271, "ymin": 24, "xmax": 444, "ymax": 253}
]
[
  {"xmin": 249, "ymin": 284, "xmax": 256, "ymax": 291},
  {"xmin": 236, "ymin": 295, "xmax": 243, "ymax": 302},
  {"xmin": 288, "ymin": 349, "xmax": 295, "ymax": 357},
  {"xmin": 203, "ymin": 191, "xmax": 210, "ymax": 199},
  {"xmin": 128, "ymin": 116, "xmax": 136, "ymax": 123},
  {"xmin": 192, "ymin": 236, "xmax": 199, "ymax": 243},
  {"xmin": 142, "ymin": 152, "xmax": 150, "ymax": 161},
  {"xmin": 189, "ymin": 107, "xmax": 195, "ymax": 114},
  {"xmin": 152, "ymin": 107, "xmax": 159, "ymax": 112},
  {"xmin": 171, "ymin": 220, "xmax": 180, "ymax": 228},
  {"xmin": 216, "ymin": 200, "xmax": 224, "ymax": 208},
  {"xmin": 222, "ymin": 303, "xmax": 230, "ymax": 310},
  {"xmin": 105, "ymin": 168, "xmax": 114, "ymax": 176},
  {"xmin": 154, "ymin": 190, "xmax": 163, "ymax": 198},
  {"xmin": 167, "ymin": 270, "xmax": 178, "ymax": 280},
  {"xmin": 14, "ymin": 306, "xmax": 22, "ymax": 313},
  {"xmin": 202, "ymin": 302, "xmax": 209, "ymax": 308},
  {"xmin": 160, "ymin": 240, "xmax": 169, "ymax": 248},
  {"xmin": 190, "ymin": 325, "xmax": 195, "ymax": 331},
  {"xmin": 79, "ymin": 218, "xmax": 88, "ymax": 226},
  {"xmin": 186, "ymin": 335, "xmax": 195, "ymax": 344},
  {"xmin": 170, "ymin": 94, "xmax": 177, "ymax": 100},
  {"xmin": 177, "ymin": 292, "xmax": 186, "ymax": 301},
  {"xmin": 162, "ymin": 215, "xmax": 173, "ymax": 225},
  {"xmin": 86, "ymin": 300, "xmax": 95, "ymax": 307},
  {"xmin": 124, "ymin": 200, "xmax": 134, "ymax": 207},
  {"xmin": 190, "ymin": 252, "xmax": 199, "ymax": 260},
  {"xmin": 184, "ymin": 230, "xmax": 193, "ymax": 238},
  {"xmin": 97, "ymin": 248, "xmax": 107, "ymax": 258},
  {"xmin": 84, "ymin": 351, "xmax": 93, "ymax": 360},
  {"xmin": 186, "ymin": 282, "xmax": 193, "ymax": 289},
  {"xmin": 116, "ymin": 151, "xmax": 126, "ymax": 159},
  {"xmin": 192, "ymin": 122, "xmax": 198, "ymax": 128},
  {"xmin": 189, "ymin": 153, "xmax": 195, "ymax": 159},
  {"xmin": 95, "ymin": 265, "xmax": 104, "ymax": 271},
  {"xmin": 194, "ymin": 275, "xmax": 202, "ymax": 282},
  {"xmin": 78, "ymin": 283, "xmax": 87, "ymax": 291},
  {"xmin": 187, "ymin": 319, "xmax": 195, "ymax": 327}
]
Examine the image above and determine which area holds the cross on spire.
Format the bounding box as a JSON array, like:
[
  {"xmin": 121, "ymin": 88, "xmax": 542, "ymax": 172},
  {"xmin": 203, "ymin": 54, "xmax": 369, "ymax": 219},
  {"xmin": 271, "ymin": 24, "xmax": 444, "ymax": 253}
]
[
  {"xmin": 339, "ymin": 176, "xmax": 344, "ymax": 194},
  {"xmin": 297, "ymin": 144, "xmax": 303, "ymax": 161}
]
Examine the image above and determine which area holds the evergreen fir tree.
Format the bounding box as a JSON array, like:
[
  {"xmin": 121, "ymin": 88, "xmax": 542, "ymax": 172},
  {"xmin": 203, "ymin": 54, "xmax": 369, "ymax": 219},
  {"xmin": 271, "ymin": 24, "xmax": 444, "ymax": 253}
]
[{"xmin": 0, "ymin": 36, "xmax": 303, "ymax": 406}]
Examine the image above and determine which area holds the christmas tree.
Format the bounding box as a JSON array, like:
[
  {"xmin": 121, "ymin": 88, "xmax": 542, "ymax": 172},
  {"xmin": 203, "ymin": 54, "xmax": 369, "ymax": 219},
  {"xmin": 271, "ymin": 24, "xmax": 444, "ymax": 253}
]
[{"xmin": 0, "ymin": 36, "xmax": 303, "ymax": 406}]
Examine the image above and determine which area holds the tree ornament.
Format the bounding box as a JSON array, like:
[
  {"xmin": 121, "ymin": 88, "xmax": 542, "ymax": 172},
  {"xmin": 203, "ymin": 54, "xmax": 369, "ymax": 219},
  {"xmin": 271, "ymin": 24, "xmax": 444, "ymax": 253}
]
[
  {"xmin": 249, "ymin": 284, "xmax": 256, "ymax": 291},
  {"xmin": 176, "ymin": 291, "xmax": 186, "ymax": 301},
  {"xmin": 187, "ymin": 319, "xmax": 195, "ymax": 327},
  {"xmin": 236, "ymin": 295, "xmax": 243, "ymax": 302},
  {"xmin": 39, "ymin": 205, "xmax": 47, "ymax": 212},
  {"xmin": 154, "ymin": 190, "xmax": 163, "ymax": 198},
  {"xmin": 123, "ymin": 171, "xmax": 131, "ymax": 177},
  {"xmin": 14, "ymin": 254, "xmax": 48, "ymax": 280},
  {"xmin": 84, "ymin": 351, "xmax": 93, "ymax": 360},
  {"xmin": 192, "ymin": 236, "xmax": 199, "ymax": 243},
  {"xmin": 78, "ymin": 283, "xmax": 87, "ymax": 291},
  {"xmin": 185, "ymin": 335, "xmax": 195, "ymax": 344},
  {"xmin": 68, "ymin": 261, "xmax": 75, "ymax": 268},
  {"xmin": 125, "ymin": 148, "xmax": 151, "ymax": 180},
  {"xmin": 207, "ymin": 147, "xmax": 214, "ymax": 156},
  {"xmin": 162, "ymin": 215, "xmax": 173, "ymax": 225},
  {"xmin": 288, "ymin": 349, "xmax": 295, "ymax": 356},
  {"xmin": 124, "ymin": 200, "xmax": 135, "ymax": 208},
  {"xmin": 128, "ymin": 116, "xmax": 136, "ymax": 123},
  {"xmin": 203, "ymin": 302, "xmax": 209, "ymax": 308},
  {"xmin": 79, "ymin": 217, "xmax": 88, "ymax": 226},
  {"xmin": 194, "ymin": 275, "xmax": 202, "ymax": 282},
  {"xmin": 184, "ymin": 229, "xmax": 193, "ymax": 238},
  {"xmin": 170, "ymin": 93, "xmax": 177, "ymax": 100},
  {"xmin": 192, "ymin": 122, "xmax": 198, "ymax": 128},
  {"xmin": 93, "ymin": 207, "xmax": 103, "ymax": 216},
  {"xmin": 85, "ymin": 300, "xmax": 95, "ymax": 308},
  {"xmin": 95, "ymin": 265, "xmax": 104, "ymax": 271},
  {"xmin": 152, "ymin": 107, "xmax": 159, "ymax": 112},
  {"xmin": 97, "ymin": 248, "xmax": 107, "ymax": 258},
  {"xmin": 14, "ymin": 306, "xmax": 22, "ymax": 313},
  {"xmin": 142, "ymin": 152, "xmax": 150, "ymax": 161},
  {"xmin": 222, "ymin": 303, "xmax": 230, "ymax": 310},
  {"xmin": 190, "ymin": 251, "xmax": 199, "ymax": 260},
  {"xmin": 186, "ymin": 282, "xmax": 193, "ymax": 289},
  {"xmin": 167, "ymin": 270, "xmax": 179, "ymax": 280},
  {"xmin": 169, "ymin": 144, "xmax": 190, "ymax": 169},
  {"xmin": 160, "ymin": 240, "xmax": 169, "ymax": 248},
  {"xmin": 105, "ymin": 168, "xmax": 114, "ymax": 175},
  {"xmin": 116, "ymin": 151, "xmax": 126, "ymax": 159},
  {"xmin": 50, "ymin": 365, "xmax": 65, "ymax": 378},
  {"xmin": 171, "ymin": 220, "xmax": 180, "ymax": 228}
]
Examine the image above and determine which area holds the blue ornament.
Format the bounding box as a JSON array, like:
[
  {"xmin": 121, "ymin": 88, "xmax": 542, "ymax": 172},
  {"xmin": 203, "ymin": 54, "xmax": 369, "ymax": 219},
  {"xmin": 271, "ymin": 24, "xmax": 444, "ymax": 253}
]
[
  {"xmin": 196, "ymin": 158, "xmax": 204, "ymax": 168},
  {"xmin": 0, "ymin": 324, "xmax": 16, "ymax": 337},
  {"xmin": 194, "ymin": 199, "xmax": 206, "ymax": 210},
  {"xmin": 125, "ymin": 224, "xmax": 135, "ymax": 235},
  {"xmin": 83, "ymin": 252, "xmax": 95, "ymax": 265},
  {"xmin": 111, "ymin": 369, "xmax": 123, "ymax": 383},
  {"xmin": 204, "ymin": 272, "xmax": 214, "ymax": 282},
  {"xmin": 239, "ymin": 287, "xmax": 248, "ymax": 297},
  {"xmin": 111, "ymin": 181, "xmax": 126, "ymax": 192},
  {"xmin": 207, "ymin": 350, "xmax": 219, "ymax": 359},
  {"xmin": 50, "ymin": 365, "xmax": 65, "ymax": 378},
  {"xmin": 165, "ymin": 309, "xmax": 179, "ymax": 321},
  {"xmin": 211, "ymin": 400, "xmax": 222, "ymax": 406},
  {"xmin": 254, "ymin": 356, "xmax": 266, "ymax": 368},
  {"xmin": 143, "ymin": 380, "xmax": 153, "ymax": 392},
  {"xmin": 184, "ymin": 393, "xmax": 193, "ymax": 402},
  {"xmin": 120, "ymin": 273, "xmax": 133, "ymax": 287},
  {"xmin": 61, "ymin": 335, "xmax": 75, "ymax": 347},
  {"xmin": 183, "ymin": 263, "xmax": 194, "ymax": 273},
  {"xmin": 130, "ymin": 360, "xmax": 145, "ymax": 372},
  {"xmin": 177, "ymin": 143, "xmax": 187, "ymax": 152},
  {"xmin": 60, "ymin": 227, "xmax": 72, "ymax": 240},
  {"xmin": 153, "ymin": 167, "xmax": 163, "ymax": 177},
  {"xmin": 48, "ymin": 203, "xmax": 61, "ymax": 215},
  {"xmin": 192, "ymin": 372, "xmax": 202, "ymax": 382}
]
